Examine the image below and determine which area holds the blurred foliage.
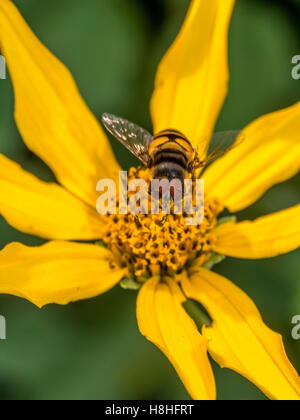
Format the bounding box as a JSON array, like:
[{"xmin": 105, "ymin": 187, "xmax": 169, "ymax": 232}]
[{"xmin": 0, "ymin": 0, "xmax": 299, "ymax": 400}]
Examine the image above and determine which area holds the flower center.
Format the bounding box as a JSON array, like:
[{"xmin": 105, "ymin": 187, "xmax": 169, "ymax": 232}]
[{"xmin": 101, "ymin": 167, "xmax": 223, "ymax": 281}]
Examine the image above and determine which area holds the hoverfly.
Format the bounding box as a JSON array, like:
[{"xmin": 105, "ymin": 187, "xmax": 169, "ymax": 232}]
[{"xmin": 102, "ymin": 113, "xmax": 244, "ymax": 183}]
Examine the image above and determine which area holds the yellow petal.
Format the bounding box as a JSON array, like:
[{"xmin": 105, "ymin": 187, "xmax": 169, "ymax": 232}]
[
  {"xmin": 204, "ymin": 102, "xmax": 300, "ymax": 212},
  {"xmin": 151, "ymin": 0, "xmax": 235, "ymax": 155},
  {"xmin": 0, "ymin": 0, "xmax": 120, "ymax": 206},
  {"xmin": 0, "ymin": 241, "xmax": 125, "ymax": 308},
  {"xmin": 214, "ymin": 204, "xmax": 300, "ymax": 259},
  {"xmin": 0, "ymin": 154, "xmax": 105, "ymax": 240},
  {"xmin": 137, "ymin": 277, "xmax": 216, "ymax": 400},
  {"xmin": 182, "ymin": 269, "xmax": 300, "ymax": 400}
]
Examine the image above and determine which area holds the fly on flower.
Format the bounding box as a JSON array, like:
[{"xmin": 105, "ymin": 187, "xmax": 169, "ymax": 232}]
[
  {"xmin": 102, "ymin": 113, "xmax": 244, "ymax": 186},
  {"xmin": 0, "ymin": 0, "xmax": 300, "ymax": 402}
]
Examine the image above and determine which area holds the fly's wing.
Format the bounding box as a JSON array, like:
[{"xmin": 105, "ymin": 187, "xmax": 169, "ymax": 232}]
[
  {"xmin": 195, "ymin": 130, "xmax": 245, "ymax": 168},
  {"xmin": 102, "ymin": 113, "xmax": 153, "ymax": 166}
]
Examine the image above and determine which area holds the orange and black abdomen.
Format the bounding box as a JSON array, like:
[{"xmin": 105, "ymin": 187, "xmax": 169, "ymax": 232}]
[{"xmin": 148, "ymin": 129, "xmax": 195, "ymax": 181}]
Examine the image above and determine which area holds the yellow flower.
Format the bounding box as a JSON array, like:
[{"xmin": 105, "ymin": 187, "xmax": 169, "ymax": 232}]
[{"xmin": 0, "ymin": 0, "xmax": 300, "ymax": 400}]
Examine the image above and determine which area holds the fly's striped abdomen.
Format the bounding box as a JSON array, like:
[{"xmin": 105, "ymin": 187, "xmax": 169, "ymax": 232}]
[
  {"xmin": 152, "ymin": 150, "xmax": 187, "ymax": 182},
  {"xmin": 148, "ymin": 129, "xmax": 195, "ymax": 182},
  {"xmin": 153, "ymin": 149, "xmax": 188, "ymax": 168}
]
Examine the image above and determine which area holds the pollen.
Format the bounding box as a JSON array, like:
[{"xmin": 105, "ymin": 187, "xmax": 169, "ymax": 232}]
[{"xmin": 101, "ymin": 168, "xmax": 223, "ymax": 281}]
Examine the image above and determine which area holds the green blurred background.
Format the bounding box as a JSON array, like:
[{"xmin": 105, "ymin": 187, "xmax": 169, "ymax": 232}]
[{"xmin": 0, "ymin": 0, "xmax": 299, "ymax": 400}]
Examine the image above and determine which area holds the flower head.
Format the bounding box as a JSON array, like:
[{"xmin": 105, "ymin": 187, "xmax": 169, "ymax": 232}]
[
  {"xmin": 102, "ymin": 167, "xmax": 223, "ymax": 279},
  {"xmin": 0, "ymin": 0, "xmax": 300, "ymax": 400}
]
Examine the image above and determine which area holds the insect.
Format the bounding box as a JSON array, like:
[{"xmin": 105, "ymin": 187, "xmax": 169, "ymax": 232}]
[{"xmin": 102, "ymin": 113, "xmax": 244, "ymax": 184}]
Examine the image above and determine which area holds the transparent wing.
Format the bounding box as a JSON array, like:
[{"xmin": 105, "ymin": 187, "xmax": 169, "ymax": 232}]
[
  {"xmin": 195, "ymin": 130, "xmax": 245, "ymax": 168},
  {"xmin": 102, "ymin": 113, "xmax": 153, "ymax": 166}
]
